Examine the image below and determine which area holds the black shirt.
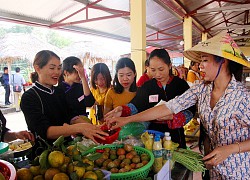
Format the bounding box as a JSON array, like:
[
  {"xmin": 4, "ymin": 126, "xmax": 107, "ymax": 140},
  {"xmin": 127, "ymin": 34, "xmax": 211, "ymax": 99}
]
[
  {"xmin": 20, "ymin": 82, "xmax": 74, "ymax": 144},
  {"xmin": 130, "ymin": 76, "xmax": 196, "ymax": 148},
  {"xmin": 57, "ymin": 82, "xmax": 95, "ymax": 117},
  {"xmin": 0, "ymin": 110, "xmax": 9, "ymax": 142}
]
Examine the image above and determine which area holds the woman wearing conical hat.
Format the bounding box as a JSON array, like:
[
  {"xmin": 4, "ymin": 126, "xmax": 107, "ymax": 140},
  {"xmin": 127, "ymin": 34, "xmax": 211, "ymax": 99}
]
[{"xmin": 106, "ymin": 32, "xmax": 250, "ymax": 179}]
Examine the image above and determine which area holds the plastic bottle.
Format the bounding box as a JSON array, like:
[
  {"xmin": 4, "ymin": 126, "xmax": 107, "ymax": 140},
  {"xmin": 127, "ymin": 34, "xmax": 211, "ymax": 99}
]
[
  {"xmin": 153, "ymin": 135, "xmax": 163, "ymax": 173},
  {"xmin": 163, "ymin": 132, "xmax": 170, "ymax": 143},
  {"xmin": 145, "ymin": 134, "xmax": 154, "ymax": 151},
  {"xmin": 163, "ymin": 136, "xmax": 172, "ymax": 165}
]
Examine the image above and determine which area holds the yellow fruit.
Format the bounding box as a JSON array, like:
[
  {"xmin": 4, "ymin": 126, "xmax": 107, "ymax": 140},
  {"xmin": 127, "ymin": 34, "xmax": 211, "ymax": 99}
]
[
  {"xmin": 48, "ymin": 151, "xmax": 65, "ymax": 168},
  {"xmin": 64, "ymin": 156, "xmax": 71, "ymax": 164},
  {"xmin": 44, "ymin": 168, "xmax": 60, "ymax": 180},
  {"xmin": 83, "ymin": 171, "xmax": 98, "ymax": 180},
  {"xmin": 33, "ymin": 175, "xmax": 44, "ymax": 180},
  {"xmin": 66, "ymin": 145, "xmax": 80, "ymax": 156},
  {"xmin": 29, "ymin": 165, "xmax": 41, "ymax": 176},
  {"xmin": 17, "ymin": 168, "xmax": 33, "ymax": 180},
  {"xmin": 67, "ymin": 162, "xmax": 85, "ymax": 178},
  {"xmin": 53, "ymin": 173, "xmax": 69, "ymax": 180},
  {"xmin": 0, "ymin": 172, "xmax": 5, "ymax": 180}
]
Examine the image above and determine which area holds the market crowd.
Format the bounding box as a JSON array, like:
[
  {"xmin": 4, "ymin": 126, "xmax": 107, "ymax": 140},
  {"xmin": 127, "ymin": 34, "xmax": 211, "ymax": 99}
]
[{"xmin": 0, "ymin": 32, "xmax": 249, "ymax": 179}]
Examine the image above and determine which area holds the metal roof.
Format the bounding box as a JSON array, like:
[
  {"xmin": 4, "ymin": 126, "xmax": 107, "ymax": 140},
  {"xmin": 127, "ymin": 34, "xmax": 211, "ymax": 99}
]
[{"xmin": 0, "ymin": 0, "xmax": 249, "ymax": 52}]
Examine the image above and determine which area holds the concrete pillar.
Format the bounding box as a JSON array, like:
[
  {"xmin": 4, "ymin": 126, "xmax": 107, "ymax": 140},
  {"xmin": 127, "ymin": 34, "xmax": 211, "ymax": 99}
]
[
  {"xmin": 202, "ymin": 32, "xmax": 208, "ymax": 42},
  {"xmin": 130, "ymin": 0, "xmax": 146, "ymax": 77},
  {"xmin": 183, "ymin": 16, "xmax": 192, "ymax": 68}
]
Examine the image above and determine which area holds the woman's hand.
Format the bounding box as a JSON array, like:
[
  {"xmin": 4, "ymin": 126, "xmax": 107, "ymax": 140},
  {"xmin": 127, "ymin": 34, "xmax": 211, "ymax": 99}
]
[
  {"xmin": 77, "ymin": 123, "xmax": 109, "ymax": 143},
  {"xmin": 73, "ymin": 65, "xmax": 85, "ymax": 80},
  {"xmin": 104, "ymin": 106, "xmax": 123, "ymax": 119},
  {"xmin": 105, "ymin": 116, "xmax": 129, "ymax": 129},
  {"xmin": 203, "ymin": 145, "xmax": 234, "ymax": 167},
  {"xmin": 15, "ymin": 131, "xmax": 35, "ymax": 141}
]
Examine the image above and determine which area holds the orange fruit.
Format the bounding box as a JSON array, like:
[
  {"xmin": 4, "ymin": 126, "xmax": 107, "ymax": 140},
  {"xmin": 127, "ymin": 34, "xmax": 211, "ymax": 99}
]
[
  {"xmin": 53, "ymin": 173, "xmax": 69, "ymax": 180},
  {"xmin": 17, "ymin": 168, "xmax": 33, "ymax": 180},
  {"xmin": 48, "ymin": 151, "xmax": 65, "ymax": 168},
  {"xmin": 44, "ymin": 168, "xmax": 60, "ymax": 180},
  {"xmin": 83, "ymin": 171, "xmax": 98, "ymax": 180},
  {"xmin": 66, "ymin": 145, "xmax": 80, "ymax": 156}
]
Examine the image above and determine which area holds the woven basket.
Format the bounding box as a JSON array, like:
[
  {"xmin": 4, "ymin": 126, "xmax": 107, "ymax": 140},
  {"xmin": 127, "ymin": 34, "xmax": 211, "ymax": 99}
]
[{"xmin": 83, "ymin": 144, "xmax": 154, "ymax": 180}]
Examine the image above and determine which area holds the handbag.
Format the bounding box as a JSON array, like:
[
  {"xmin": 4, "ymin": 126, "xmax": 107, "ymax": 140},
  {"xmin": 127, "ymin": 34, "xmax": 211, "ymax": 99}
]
[{"xmin": 12, "ymin": 74, "xmax": 22, "ymax": 92}]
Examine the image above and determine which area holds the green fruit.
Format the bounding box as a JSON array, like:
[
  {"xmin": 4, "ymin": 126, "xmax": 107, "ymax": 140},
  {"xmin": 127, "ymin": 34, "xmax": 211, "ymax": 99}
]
[
  {"xmin": 39, "ymin": 150, "xmax": 50, "ymax": 169},
  {"xmin": 94, "ymin": 169, "xmax": 105, "ymax": 180}
]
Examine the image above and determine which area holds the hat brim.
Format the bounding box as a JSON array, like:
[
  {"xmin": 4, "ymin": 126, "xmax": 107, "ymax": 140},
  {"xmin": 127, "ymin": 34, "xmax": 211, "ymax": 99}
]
[{"xmin": 183, "ymin": 33, "xmax": 250, "ymax": 68}]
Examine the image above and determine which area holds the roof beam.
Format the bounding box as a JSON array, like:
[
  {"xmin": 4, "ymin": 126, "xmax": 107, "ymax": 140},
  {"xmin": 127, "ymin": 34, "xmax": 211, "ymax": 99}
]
[
  {"xmin": 197, "ymin": 4, "xmax": 250, "ymax": 14},
  {"xmin": 73, "ymin": 0, "xmax": 159, "ymax": 32},
  {"xmin": 232, "ymin": 35, "xmax": 250, "ymax": 39},
  {"xmin": 212, "ymin": 24, "xmax": 250, "ymax": 30}
]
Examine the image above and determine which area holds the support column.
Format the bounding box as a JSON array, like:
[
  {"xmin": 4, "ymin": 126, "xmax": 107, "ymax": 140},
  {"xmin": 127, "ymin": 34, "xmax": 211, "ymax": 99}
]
[
  {"xmin": 130, "ymin": 0, "xmax": 146, "ymax": 77},
  {"xmin": 202, "ymin": 32, "xmax": 208, "ymax": 42},
  {"xmin": 183, "ymin": 16, "xmax": 192, "ymax": 68}
]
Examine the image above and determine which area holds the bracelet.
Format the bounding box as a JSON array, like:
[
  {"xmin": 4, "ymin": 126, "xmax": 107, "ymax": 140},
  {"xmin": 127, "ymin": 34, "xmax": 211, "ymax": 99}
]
[{"xmin": 236, "ymin": 142, "xmax": 241, "ymax": 153}]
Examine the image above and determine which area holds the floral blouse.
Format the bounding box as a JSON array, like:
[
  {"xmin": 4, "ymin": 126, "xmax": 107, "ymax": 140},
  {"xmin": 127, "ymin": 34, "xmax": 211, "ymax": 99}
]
[{"xmin": 165, "ymin": 76, "xmax": 250, "ymax": 179}]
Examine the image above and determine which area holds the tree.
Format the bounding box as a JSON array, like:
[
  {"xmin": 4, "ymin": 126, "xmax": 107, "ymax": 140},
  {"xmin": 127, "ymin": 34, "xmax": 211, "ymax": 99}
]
[
  {"xmin": 47, "ymin": 31, "xmax": 72, "ymax": 48},
  {"xmin": 7, "ymin": 25, "xmax": 33, "ymax": 34}
]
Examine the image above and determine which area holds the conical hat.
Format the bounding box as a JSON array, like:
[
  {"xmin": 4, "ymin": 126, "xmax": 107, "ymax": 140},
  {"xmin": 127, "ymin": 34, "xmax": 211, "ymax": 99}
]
[{"xmin": 183, "ymin": 32, "xmax": 250, "ymax": 68}]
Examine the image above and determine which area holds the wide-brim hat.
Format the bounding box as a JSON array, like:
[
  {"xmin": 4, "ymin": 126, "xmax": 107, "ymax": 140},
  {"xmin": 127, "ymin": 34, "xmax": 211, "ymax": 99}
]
[{"xmin": 183, "ymin": 32, "xmax": 250, "ymax": 68}]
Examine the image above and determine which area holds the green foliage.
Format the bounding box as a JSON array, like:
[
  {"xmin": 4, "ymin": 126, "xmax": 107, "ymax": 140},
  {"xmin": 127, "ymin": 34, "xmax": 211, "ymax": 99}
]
[
  {"xmin": 0, "ymin": 27, "xmax": 7, "ymax": 38},
  {"xmin": 6, "ymin": 25, "xmax": 33, "ymax": 33},
  {"xmin": 47, "ymin": 31, "xmax": 72, "ymax": 48}
]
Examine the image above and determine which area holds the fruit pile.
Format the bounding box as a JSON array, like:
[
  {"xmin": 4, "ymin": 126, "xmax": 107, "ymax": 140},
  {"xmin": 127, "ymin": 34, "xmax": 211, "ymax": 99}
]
[
  {"xmin": 16, "ymin": 136, "xmax": 107, "ymax": 180},
  {"xmin": 93, "ymin": 144, "xmax": 150, "ymax": 173}
]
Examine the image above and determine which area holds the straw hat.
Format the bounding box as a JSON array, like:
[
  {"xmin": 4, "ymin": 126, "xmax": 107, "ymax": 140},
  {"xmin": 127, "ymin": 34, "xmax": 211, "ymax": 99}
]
[{"xmin": 183, "ymin": 32, "xmax": 250, "ymax": 68}]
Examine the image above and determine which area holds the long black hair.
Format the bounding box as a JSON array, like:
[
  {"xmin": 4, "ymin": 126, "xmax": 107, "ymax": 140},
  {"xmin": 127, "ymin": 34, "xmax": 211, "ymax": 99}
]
[
  {"xmin": 90, "ymin": 63, "xmax": 112, "ymax": 89},
  {"xmin": 113, "ymin": 57, "xmax": 137, "ymax": 94}
]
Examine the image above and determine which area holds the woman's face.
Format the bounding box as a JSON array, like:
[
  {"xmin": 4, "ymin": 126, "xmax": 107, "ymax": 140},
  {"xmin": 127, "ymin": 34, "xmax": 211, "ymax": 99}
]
[
  {"xmin": 149, "ymin": 56, "xmax": 171, "ymax": 85},
  {"xmin": 65, "ymin": 71, "xmax": 81, "ymax": 84},
  {"xmin": 117, "ymin": 67, "xmax": 136, "ymax": 90},
  {"xmin": 64, "ymin": 63, "xmax": 83, "ymax": 85},
  {"xmin": 95, "ymin": 73, "xmax": 107, "ymax": 89},
  {"xmin": 199, "ymin": 53, "xmax": 219, "ymax": 81},
  {"xmin": 35, "ymin": 56, "xmax": 61, "ymax": 88},
  {"xmin": 192, "ymin": 62, "xmax": 200, "ymax": 72}
]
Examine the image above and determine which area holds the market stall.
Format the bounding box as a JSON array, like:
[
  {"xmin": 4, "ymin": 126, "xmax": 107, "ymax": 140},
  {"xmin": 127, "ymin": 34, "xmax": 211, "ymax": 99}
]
[{"xmin": 0, "ymin": 128, "xmax": 205, "ymax": 180}]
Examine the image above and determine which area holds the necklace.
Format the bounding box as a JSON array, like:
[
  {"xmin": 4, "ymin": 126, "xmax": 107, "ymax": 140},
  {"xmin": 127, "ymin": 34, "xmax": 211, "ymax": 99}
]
[{"xmin": 35, "ymin": 82, "xmax": 55, "ymax": 95}]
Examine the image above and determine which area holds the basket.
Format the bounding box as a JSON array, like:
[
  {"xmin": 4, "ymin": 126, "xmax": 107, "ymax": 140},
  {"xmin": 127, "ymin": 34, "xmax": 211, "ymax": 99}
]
[
  {"xmin": 94, "ymin": 125, "xmax": 121, "ymax": 144},
  {"xmin": 83, "ymin": 144, "xmax": 154, "ymax": 180}
]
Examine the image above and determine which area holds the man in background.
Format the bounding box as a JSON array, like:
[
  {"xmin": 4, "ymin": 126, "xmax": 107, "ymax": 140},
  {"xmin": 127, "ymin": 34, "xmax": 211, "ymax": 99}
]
[
  {"xmin": 12, "ymin": 67, "xmax": 26, "ymax": 112},
  {"xmin": 2, "ymin": 67, "xmax": 11, "ymax": 105}
]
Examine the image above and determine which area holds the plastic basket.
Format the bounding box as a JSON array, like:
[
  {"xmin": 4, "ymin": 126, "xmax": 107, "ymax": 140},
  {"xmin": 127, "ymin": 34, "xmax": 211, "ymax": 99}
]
[
  {"xmin": 144, "ymin": 130, "xmax": 165, "ymax": 138},
  {"xmin": 83, "ymin": 144, "xmax": 154, "ymax": 180},
  {"xmin": 94, "ymin": 125, "xmax": 121, "ymax": 144}
]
